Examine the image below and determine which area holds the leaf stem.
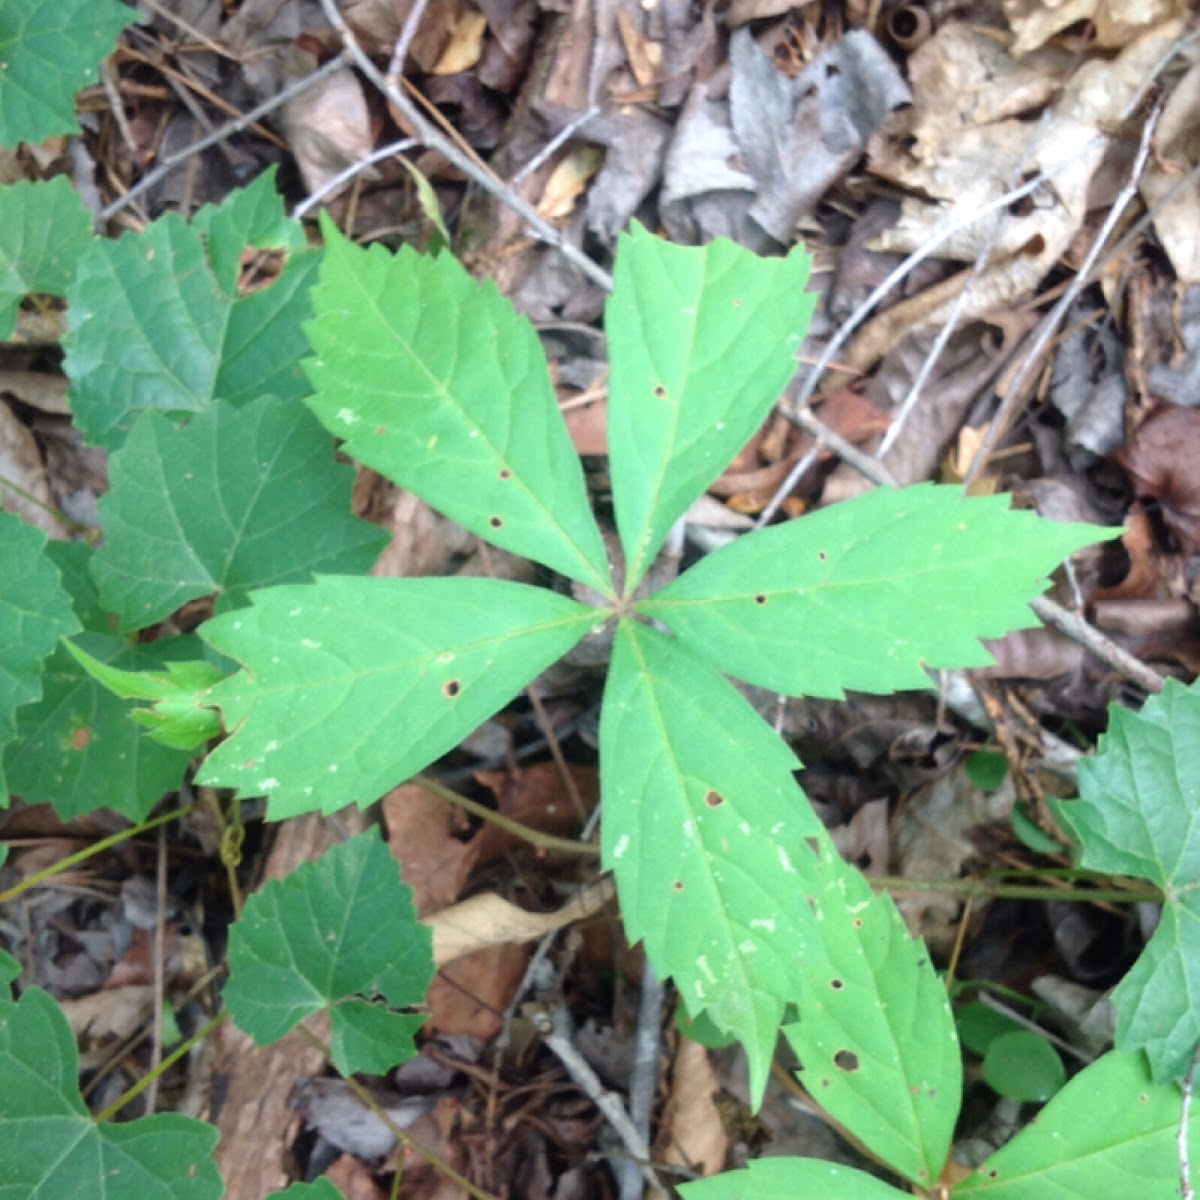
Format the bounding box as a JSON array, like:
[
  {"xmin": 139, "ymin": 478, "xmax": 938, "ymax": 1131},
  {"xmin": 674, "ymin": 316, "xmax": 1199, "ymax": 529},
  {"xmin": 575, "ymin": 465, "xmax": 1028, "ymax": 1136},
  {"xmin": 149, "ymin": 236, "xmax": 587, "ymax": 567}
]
[
  {"xmin": 295, "ymin": 1024, "xmax": 498, "ymax": 1200},
  {"xmin": 94, "ymin": 1011, "xmax": 227, "ymax": 1123},
  {"xmin": 871, "ymin": 875, "xmax": 1162, "ymax": 904},
  {"xmin": 414, "ymin": 776, "xmax": 599, "ymax": 858},
  {"xmin": 0, "ymin": 803, "xmax": 193, "ymax": 905}
]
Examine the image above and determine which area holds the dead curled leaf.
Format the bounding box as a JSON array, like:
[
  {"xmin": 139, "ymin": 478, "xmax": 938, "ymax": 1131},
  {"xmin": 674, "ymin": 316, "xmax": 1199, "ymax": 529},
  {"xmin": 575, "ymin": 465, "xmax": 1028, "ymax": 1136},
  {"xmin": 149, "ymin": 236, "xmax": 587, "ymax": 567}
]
[
  {"xmin": 659, "ymin": 1038, "xmax": 729, "ymax": 1176},
  {"xmin": 1113, "ymin": 404, "xmax": 1200, "ymax": 554}
]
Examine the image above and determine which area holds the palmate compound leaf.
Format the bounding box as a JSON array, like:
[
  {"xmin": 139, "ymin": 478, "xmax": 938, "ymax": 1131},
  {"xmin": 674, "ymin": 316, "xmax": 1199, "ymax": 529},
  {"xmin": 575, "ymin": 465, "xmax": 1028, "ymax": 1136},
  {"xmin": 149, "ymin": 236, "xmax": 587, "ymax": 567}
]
[
  {"xmin": 782, "ymin": 841, "xmax": 960, "ymax": 1191},
  {"xmin": 0, "ymin": 513, "xmax": 80, "ymax": 797},
  {"xmin": 63, "ymin": 171, "xmax": 317, "ymax": 449},
  {"xmin": 91, "ymin": 396, "xmax": 388, "ymax": 631},
  {"xmin": 640, "ymin": 484, "xmax": 1118, "ymax": 700},
  {"xmin": 197, "ymin": 576, "xmax": 597, "ymax": 819},
  {"xmin": 1049, "ymin": 677, "xmax": 1200, "ymax": 1083},
  {"xmin": 223, "ymin": 830, "xmax": 433, "ymax": 1077},
  {"xmin": 0, "ymin": 0, "xmax": 135, "ymax": 147},
  {"xmin": 302, "ymin": 215, "xmax": 613, "ymax": 597},
  {"xmin": 0, "ymin": 176, "xmax": 93, "ymax": 339},
  {"xmin": 0, "ymin": 988, "xmax": 221, "ymax": 1200},
  {"xmin": 954, "ymin": 1049, "xmax": 1200, "ymax": 1198},
  {"xmin": 599, "ymin": 619, "xmax": 824, "ymax": 1104},
  {"xmin": 605, "ymin": 222, "xmax": 814, "ymax": 595}
]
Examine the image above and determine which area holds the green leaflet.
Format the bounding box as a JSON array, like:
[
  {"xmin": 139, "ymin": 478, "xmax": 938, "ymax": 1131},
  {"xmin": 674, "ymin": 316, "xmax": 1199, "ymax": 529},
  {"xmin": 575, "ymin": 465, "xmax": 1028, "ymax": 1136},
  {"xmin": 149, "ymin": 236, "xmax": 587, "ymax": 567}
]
[
  {"xmin": 198, "ymin": 576, "xmax": 597, "ymax": 818},
  {"xmin": 303, "ymin": 216, "xmax": 613, "ymax": 596},
  {"xmin": 599, "ymin": 619, "xmax": 822, "ymax": 1104},
  {"xmin": 1051, "ymin": 677, "xmax": 1200, "ymax": 1082},
  {"xmin": 784, "ymin": 846, "xmax": 961, "ymax": 1190},
  {"xmin": 0, "ymin": 0, "xmax": 134, "ymax": 147},
  {"xmin": 956, "ymin": 1050, "xmax": 1200, "ymax": 1198},
  {"xmin": 641, "ymin": 484, "xmax": 1118, "ymax": 699},
  {"xmin": 605, "ymin": 222, "xmax": 814, "ymax": 594},
  {"xmin": 91, "ymin": 396, "xmax": 387, "ymax": 631},
  {"xmin": 0, "ymin": 988, "xmax": 221, "ymax": 1200},
  {"xmin": 683, "ymin": 1157, "xmax": 911, "ymax": 1200},
  {"xmin": 223, "ymin": 831, "xmax": 432, "ymax": 1077}
]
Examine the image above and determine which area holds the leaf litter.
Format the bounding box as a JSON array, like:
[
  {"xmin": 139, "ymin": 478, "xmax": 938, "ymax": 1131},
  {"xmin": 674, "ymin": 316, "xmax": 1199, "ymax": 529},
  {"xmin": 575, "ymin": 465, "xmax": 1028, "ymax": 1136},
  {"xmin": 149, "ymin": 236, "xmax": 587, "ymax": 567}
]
[{"xmin": 2, "ymin": 0, "xmax": 1199, "ymax": 1195}]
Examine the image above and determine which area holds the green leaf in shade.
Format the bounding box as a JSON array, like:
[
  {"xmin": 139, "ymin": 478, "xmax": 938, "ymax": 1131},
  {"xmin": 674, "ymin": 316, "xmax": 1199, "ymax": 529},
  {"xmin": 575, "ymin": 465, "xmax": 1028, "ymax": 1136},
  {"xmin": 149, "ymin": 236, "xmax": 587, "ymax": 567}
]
[
  {"xmin": 302, "ymin": 215, "xmax": 612, "ymax": 596},
  {"xmin": 44, "ymin": 540, "xmax": 116, "ymax": 634},
  {"xmin": 641, "ymin": 485, "xmax": 1118, "ymax": 699},
  {"xmin": 4, "ymin": 632, "xmax": 194, "ymax": 822},
  {"xmin": 783, "ymin": 843, "xmax": 960, "ymax": 1191},
  {"xmin": 198, "ymin": 577, "xmax": 596, "ymax": 818},
  {"xmin": 0, "ymin": 177, "xmax": 93, "ymax": 338},
  {"xmin": 267, "ymin": 1183, "xmax": 345, "ymax": 1200},
  {"xmin": 599, "ymin": 620, "xmax": 822, "ymax": 1104},
  {"xmin": 682, "ymin": 1156, "xmax": 911, "ymax": 1200},
  {"xmin": 91, "ymin": 396, "xmax": 387, "ymax": 631},
  {"xmin": 1049, "ymin": 677, "xmax": 1200, "ymax": 1083},
  {"xmin": 955, "ymin": 1001, "xmax": 1024, "ymax": 1057},
  {"xmin": 223, "ymin": 830, "xmax": 433, "ymax": 1077},
  {"xmin": 605, "ymin": 222, "xmax": 814, "ymax": 594},
  {"xmin": 0, "ymin": 514, "xmax": 81, "ymax": 792},
  {"xmin": 63, "ymin": 178, "xmax": 317, "ymax": 449},
  {"xmin": 191, "ymin": 167, "xmax": 306, "ymax": 294},
  {"xmin": 0, "ymin": 987, "xmax": 221, "ymax": 1200},
  {"xmin": 0, "ymin": 0, "xmax": 135, "ymax": 147},
  {"xmin": 955, "ymin": 1050, "xmax": 1199, "ymax": 1198},
  {"xmin": 62, "ymin": 640, "xmax": 224, "ymax": 751},
  {"xmin": 981, "ymin": 1031, "xmax": 1065, "ymax": 1102}
]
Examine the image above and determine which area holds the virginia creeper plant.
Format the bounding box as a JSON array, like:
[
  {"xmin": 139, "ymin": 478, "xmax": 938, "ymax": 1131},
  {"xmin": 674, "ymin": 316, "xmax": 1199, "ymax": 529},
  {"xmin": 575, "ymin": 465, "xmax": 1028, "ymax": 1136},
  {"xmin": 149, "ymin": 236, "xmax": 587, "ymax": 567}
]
[{"xmin": 0, "ymin": 16, "xmax": 1199, "ymax": 1197}]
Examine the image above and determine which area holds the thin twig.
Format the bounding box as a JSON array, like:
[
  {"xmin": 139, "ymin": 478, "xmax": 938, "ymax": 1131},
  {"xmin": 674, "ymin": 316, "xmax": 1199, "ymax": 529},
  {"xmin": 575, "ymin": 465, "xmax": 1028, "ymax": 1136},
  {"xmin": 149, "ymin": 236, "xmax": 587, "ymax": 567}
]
[
  {"xmin": 101, "ymin": 55, "xmax": 348, "ymax": 222},
  {"xmin": 315, "ymin": 0, "xmax": 613, "ymax": 290},
  {"xmin": 387, "ymin": 0, "xmax": 432, "ymax": 89},
  {"xmin": 291, "ymin": 136, "xmax": 419, "ymax": 219},
  {"xmin": 618, "ymin": 961, "xmax": 665, "ymax": 1200},
  {"xmin": 144, "ymin": 822, "xmax": 169, "ymax": 1114},
  {"xmin": 511, "ymin": 105, "xmax": 602, "ymax": 186},
  {"xmin": 976, "ymin": 992, "xmax": 1093, "ymax": 1065},
  {"xmin": 533, "ymin": 1004, "xmax": 667, "ymax": 1195},
  {"xmin": 961, "ymin": 102, "xmax": 1164, "ymax": 492}
]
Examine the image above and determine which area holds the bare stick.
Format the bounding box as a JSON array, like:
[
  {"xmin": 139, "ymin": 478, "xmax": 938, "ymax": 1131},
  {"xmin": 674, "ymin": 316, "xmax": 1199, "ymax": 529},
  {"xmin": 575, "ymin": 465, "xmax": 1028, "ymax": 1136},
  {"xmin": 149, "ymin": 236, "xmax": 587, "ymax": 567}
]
[
  {"xmin": 315, "ymin": 0, "xmax": 613, "ymax": 290},
  {"xmin": 387, "ymin": 0, "xmax": 432, "ymax": 89},
  {"xmin": 102, "ymin": 55, "xmax": 348, "ymax": 222},
  {"xmin": 291, "ymin": 136, "xmax": 418, "ymax": 219},
  {"xmin": 618, "ymin": 961, "xmax": 665, "ymax": 1200}
]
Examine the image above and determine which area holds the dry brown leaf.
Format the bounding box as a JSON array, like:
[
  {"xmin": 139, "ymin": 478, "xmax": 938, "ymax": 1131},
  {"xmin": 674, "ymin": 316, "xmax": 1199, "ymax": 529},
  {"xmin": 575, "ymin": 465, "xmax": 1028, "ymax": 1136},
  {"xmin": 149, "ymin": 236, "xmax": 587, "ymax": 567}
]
[
  {"xmin": 660, "ymin": 1039, "xmax": 728, "ymax": 1176},
  {"xmin": 1114, "ymin": 404, "xmax": 1200, "ymax": 554},
  {"xmin": 425, "ymin": 879, "xmax": 614, "ymax": 964},
  {"xmin": 280, "ymin": 57, "xmax": 375, "ymax": 196},
  {"xmin": 1141, "ymin": 62, "xmax": 1200, "ymax": 283},
  {"xmin": 537, "ymin": 145, "xmax": 604, "ymax": 220},
  {"xmin": 431, "ymin": 6, "xmax": 488, "ymax": 75},
  {"xmin": 426, "ymin": 942, "xmax": 529, "ymax": 1039},
  {"xmin": 0, "ymin": 399, "xmax": 68, "ymax": 536},
  {"xmin": 470, "ymin": 762, "xmax": 598, "ymax": 865},
  {"xmin": 616, "ymin": 7, "xmax": 662, "ymax": 87},
  {"xmin": 383, "ymin": 783, "xmax": 479, "ymax": 917},
  {"xmin": 1003, "ymin": 0, "xmax": 1187, "ymax": 54}
]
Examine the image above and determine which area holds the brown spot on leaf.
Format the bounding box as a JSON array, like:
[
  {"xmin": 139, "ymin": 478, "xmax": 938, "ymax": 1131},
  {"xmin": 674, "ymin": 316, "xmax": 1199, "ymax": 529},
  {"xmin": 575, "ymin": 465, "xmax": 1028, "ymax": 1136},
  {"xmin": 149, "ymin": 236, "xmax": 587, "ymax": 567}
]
[
  {"xmin": 489, "ymin": 516, "xmax": 503, "ymax": 528},
  {"xmin": 653, "ymin": 385, "xmax": 667, "ymax": 399},
  {"xmin": 834, "ymin": 1049, "xmax": 860, "ymax": 1072},
  {"xmin": 70, "ymin": 727, "xmax": 90, "ymax": 751},
  {"xmin": 442, "ymin": 679, "xmax": 461, "ymax": 698},
  {"xmin": 704, "ymin": 790, "xmax": 724, "ymax": 807}
]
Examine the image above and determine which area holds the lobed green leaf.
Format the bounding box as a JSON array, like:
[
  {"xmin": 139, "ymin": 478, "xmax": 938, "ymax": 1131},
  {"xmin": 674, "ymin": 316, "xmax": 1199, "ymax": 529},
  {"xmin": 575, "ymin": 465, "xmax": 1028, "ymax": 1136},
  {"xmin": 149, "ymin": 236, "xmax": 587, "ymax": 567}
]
[
  {"xmin": 0, "ymin": 987, "xmax": 221, "ymax": 1200},
  {"xmin": 641, "ymin": 484, "xmax": 1117, "ymax": 699},
  {"xmin": 1051, "ymin": 676, "xmax": 1200, "ymax": 1082},
  {"xmin": 302, "ymin": 216, "xmax": 613, "ymax": 595},
  {"xmin": 198, "ymin": 576, "xmax": 596, "ymax": 818},
  {"xmin": 223, "ymin": 830, "xmax": 432, "ymax": 1076},
  {"xmin": 91, "ymin": 396, "xmax": 387, "ymax": 631},
  {"xmin": 0, "ymin": 176, "xmax": 93, "ymax": 338},
  {"xmin": 0, "ymin": 0, "xmax": 135, "ymax": 147},
  {"xmin": 606, "ymin": 222, "xmax": 814, "ymax": 594}
]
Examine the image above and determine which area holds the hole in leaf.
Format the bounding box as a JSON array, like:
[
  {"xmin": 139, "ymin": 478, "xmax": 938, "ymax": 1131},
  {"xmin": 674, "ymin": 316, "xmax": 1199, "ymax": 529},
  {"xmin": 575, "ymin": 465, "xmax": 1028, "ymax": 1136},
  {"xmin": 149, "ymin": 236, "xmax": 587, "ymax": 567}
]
[
  {"xmin": 704, "ymin": 790, "xmax": 724, "ymax": 807},
  {"xmin": 489, "ymin": 516, "xmax": 504, "ymax": 528},
  {"xmin": 830, "ymin": 978, "xmax": 843, "ymax": 990},
  {"xmin": 653, "ymin": 385, "xmax": 667, "ymax": 399},
  {"xmin": 833, "ymin": 1049, "xmax": 859, "ymax": 1072},
  {"xmin": 754, "ymin": 594, "xmax": 767, "ymax": 606},
  {"xmin": 852, "ymin": 918, "xmax": 863, "ymax": 929},
  {"xmin": 672, "ymin": 880, "xmax": 684, "ymax": 892},
  {"xmin": 817, "ymin": 550, "xmax": 827, "ymax": 562},
  {"xmin": 442, "ymin": 679, "xmax": 461, "ymax": 698}
]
